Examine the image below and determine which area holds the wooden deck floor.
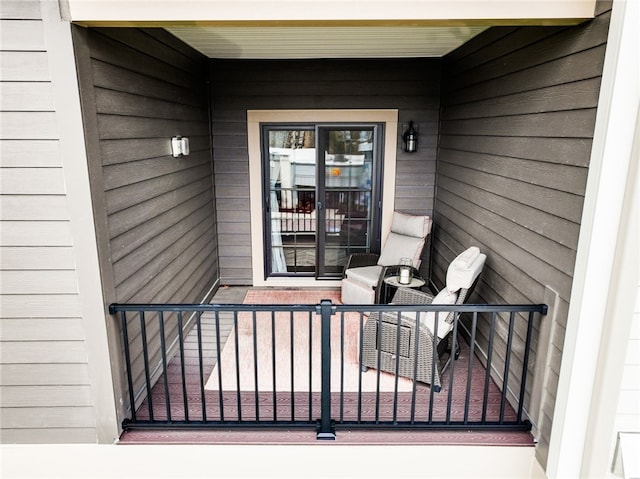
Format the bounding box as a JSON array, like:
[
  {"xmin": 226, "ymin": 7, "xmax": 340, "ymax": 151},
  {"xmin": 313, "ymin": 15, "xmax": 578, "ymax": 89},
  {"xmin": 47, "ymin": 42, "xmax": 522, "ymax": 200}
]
[{"xmin": 119, "ymin": 286, "xmax": 535, "ymax": 446}]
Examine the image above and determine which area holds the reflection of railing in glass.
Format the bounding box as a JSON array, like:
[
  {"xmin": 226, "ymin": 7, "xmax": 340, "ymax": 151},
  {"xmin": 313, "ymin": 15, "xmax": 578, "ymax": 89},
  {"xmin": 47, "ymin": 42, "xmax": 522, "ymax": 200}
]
[{"xmin": 328, "ymin": 130, "xmax": 373, "ymax": 159}]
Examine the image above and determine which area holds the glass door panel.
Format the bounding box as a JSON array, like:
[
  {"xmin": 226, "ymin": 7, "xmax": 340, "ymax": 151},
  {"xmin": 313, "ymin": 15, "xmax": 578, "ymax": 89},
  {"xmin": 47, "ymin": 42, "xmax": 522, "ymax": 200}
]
[
  {"xmin": 266, "ymin": 128, "xmax": 316, "ymax": 275},
  {"xmin": 318, "ymin": 127, "xmax": 375, "ymax": 276}
]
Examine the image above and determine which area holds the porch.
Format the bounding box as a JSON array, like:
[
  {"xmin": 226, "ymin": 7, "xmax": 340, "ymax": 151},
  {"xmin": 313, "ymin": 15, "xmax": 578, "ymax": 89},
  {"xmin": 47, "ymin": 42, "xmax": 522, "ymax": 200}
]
[
  {"xmin": 64, "ymin": 10, "xmax": 613, "ymax": 461},
  {"xmin": 115, "ymin": 286, "xmax": 546, "ymax": 446}
]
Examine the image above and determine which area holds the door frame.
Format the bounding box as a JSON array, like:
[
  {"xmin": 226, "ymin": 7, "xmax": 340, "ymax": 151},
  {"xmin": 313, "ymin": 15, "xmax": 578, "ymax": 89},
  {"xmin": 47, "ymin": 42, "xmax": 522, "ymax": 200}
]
[{"xmin": 248, "ymin": 109, "xmax": 398, "ymax": 287}]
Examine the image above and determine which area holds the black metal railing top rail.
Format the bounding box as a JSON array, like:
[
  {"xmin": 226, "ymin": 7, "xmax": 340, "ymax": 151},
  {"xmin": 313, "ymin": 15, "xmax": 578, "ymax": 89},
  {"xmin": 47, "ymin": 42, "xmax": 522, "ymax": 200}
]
[{"xmin": 109, "ymin": 300, "xmax": 547, "ymax": 439}]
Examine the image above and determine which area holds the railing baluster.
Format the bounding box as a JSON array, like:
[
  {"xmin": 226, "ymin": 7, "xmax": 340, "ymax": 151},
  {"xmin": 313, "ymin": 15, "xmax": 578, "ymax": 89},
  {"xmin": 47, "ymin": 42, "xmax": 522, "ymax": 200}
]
[
  {"xmin": 196, "ymin": 311, "xmax": 206, "ymax": 422},
  {"xmin": 357, "ymin": 312, "xmax": 364, "ymax": 423},
  {"xmin": 463, "ymin": 312, "xmax": 478, "ymax": 424},
  {"xmin": 517, "ymin": 311, "xmax": 536, "ymax": 423},
  {"xmin": 252, "ymin": 311, "xmax": 259, "ymax": 421},
  {"xmin": 158, "ymin": 311, "xmax": 171, "ymax": 422},
  {"xmin": 119, "ymin": 311, "xmax": 136, "ymax": 423},
  {"xmin": 139, "ymin": 311, "xmax": 154, "ymax": 422},
  {"xmin": 445, "ymin": 313, "xmax": 457, "ymax": 424},
  {"xmin": 500, "ymin": 312, "xmax": 516, "ymax": 423},
  {"xmin": 307, "ymin": 311, "xmax": 313, "ymax": 422},
  {"xmin": 177, "ymin": 312, "xmax": 188, "ymax": 422},
  {"xmin": 271, "ymin": 311, "xmax": 277, "ymax": 421},
  {"xmin": 482, "ymin": 312, "xmax": 497, "ymax": 422},
  {"xmin": 374, "ymin": 311, "xmax": 382, "ymax": 423},
  {"xmin": 410, "ymin": 311, "xmax": 420, "ymax": 424},
  {"xmin": 213, "ymin": 310, "xmax": 225, "ymax": 422},
  {"xmin": 339, "ymin": 311, "xmax": 345, "ymax": 422},
  {"xmin": 428, "ymin": 311, "xmax": 438, "ymax": 423},
  {"xmin": 289, "ymin": 310, "xmax": 295, "ymax": 422},
  {"xmin": 233, "ymin": 312, "xmax": 241, "ymax": 421},
  {"xmin": 392, "ymin": 311, "xmax": 402, "ymax": 423}
]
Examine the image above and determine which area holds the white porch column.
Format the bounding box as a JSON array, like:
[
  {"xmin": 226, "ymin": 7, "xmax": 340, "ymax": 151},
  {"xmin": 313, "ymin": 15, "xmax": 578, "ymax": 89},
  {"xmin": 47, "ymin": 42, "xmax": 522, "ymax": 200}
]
[{"xmin": 546, "ymin": 0, "xmax": 639, "ymax": 477}]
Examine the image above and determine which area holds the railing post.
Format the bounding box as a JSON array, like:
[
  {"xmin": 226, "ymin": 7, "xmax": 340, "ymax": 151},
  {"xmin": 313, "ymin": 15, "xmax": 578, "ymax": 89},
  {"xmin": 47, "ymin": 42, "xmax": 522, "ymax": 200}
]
[{"xmin": 316, "ymin": 299, "xmax": 336, "ymax": 440}]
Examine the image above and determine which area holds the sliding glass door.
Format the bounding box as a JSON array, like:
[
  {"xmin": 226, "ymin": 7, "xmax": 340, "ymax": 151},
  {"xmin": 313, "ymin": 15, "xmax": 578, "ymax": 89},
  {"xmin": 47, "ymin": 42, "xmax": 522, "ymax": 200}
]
[{"xmin": 263, "ymin": 124, "xmax": 383, "ymax": 279}]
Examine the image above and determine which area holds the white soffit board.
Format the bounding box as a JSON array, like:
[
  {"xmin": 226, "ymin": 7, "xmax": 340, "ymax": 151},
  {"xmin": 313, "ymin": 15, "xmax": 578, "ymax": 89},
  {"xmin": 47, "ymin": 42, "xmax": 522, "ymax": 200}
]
[
  {"xmin": 67, "ymin": 1, "xmax": 597, "ymax": 23},
  {"xmin": 67, "ymin": 0, "xmax": 595, "ymax": 60},
  {"xmin": 166, "ymin": 25, "xmax": 489, "ymax": 59}
]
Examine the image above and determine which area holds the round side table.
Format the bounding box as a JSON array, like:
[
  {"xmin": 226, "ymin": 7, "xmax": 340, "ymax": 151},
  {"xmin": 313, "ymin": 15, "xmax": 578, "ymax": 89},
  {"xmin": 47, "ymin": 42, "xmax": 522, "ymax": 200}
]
[{"xmin": 382, "ymin": 275, "xmax": 426, "ymax": 303}]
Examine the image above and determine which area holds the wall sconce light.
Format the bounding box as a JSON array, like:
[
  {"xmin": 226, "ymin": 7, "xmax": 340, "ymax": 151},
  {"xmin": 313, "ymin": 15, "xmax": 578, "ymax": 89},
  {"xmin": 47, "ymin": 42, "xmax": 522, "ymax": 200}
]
[
  {"xmin": 171, "ymin": 136, "xmax": 190, "ymax": 157},
  {"xmin": 402, "ymin": 121, "xmax": 418, "ymax": 153}
]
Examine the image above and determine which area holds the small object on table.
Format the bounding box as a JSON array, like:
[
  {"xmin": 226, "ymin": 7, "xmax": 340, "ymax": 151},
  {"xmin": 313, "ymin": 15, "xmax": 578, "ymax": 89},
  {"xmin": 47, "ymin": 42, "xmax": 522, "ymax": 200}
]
[{"xmin": 398, "ymin": 257, "xmax": 413, "ymax": 285}]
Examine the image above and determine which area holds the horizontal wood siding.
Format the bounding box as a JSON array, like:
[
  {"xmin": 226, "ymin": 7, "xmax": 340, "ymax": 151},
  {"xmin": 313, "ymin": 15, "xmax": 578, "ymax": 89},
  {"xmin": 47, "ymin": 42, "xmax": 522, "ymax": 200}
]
[
  {"xmin": 209, "ymin": 59, "xmax": 440, "ymax": 283},
  {"xmin": 78, "ymin": 27, "xmax": 217, "ymax": 305},
  {"xmin": 0, "ymin": 0, "xmax": 96, "ymax": 443},
  {"xmin": 74, "ymin": 27, "xmax": 217, "ymax": 422},
  {"xmin": 436, "ymin": 7, "xmax": 611, "ymax": 467}
]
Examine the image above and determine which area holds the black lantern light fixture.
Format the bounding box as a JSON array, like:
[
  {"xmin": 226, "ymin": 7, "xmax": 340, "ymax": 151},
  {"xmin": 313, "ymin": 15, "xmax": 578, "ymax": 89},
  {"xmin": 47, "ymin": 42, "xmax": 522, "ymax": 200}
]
[{"xmin": 402, "ymin": 121, "xmax": 418, "ymax": 153}]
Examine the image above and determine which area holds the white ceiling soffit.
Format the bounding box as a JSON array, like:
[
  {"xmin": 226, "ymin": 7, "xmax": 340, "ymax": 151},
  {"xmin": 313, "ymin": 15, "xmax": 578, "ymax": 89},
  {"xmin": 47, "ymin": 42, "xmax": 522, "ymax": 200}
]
[
  {"xmin": 67, "ymin": 1, "xmax": 596, "ymax": 23},
  {"xmin": 166, "ymin": 25, "xmax": 489, "ymax": 59},
  {"xmin": 66, "ymin": 0, "xmax": 596, "ymax": 60}
]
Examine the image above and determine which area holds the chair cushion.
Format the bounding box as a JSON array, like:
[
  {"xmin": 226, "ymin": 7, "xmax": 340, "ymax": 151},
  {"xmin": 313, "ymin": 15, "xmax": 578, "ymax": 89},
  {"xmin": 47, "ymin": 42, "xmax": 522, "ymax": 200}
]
[
  {"xmin": 390, "ymin": 288, "xmax": 457, "ymax": 339},
  {"xmin": 344, "ymin": 265, "xmax": 383, "ymax": 287},
  {"xmin": 390, "ymin": 212, "xmax": 432, "ymax": 238},
  {"xmin": 420, "ymin": 312, "xmax": 454, "ymax": 340},
  {"xmin": 341, "ymin": 278, "xmax": 376, "ymax": 304},
  {"xmin": 446, "ymin": 247, "xmax": 487, "ymax": 293},
  {"xmin": 377, "ymin": 233, "xmax": 425, "ymax": 267}
]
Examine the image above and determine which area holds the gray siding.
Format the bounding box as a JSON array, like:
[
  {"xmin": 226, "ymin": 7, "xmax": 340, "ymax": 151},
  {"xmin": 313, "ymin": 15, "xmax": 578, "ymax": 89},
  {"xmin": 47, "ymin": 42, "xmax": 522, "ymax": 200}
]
[
  {"xmin": 0, "ymin": 0, "xmax": 96, "ymax": 443},
  {"xmin": 75, "ymin": 26, "xmax": 217, "ymax": 305},
  {"xmin": 73, "ymin": 27, "xmax": 218, "ymax": 421},
  {"xmin": 435, "ymin": 5, "xmax": 611, "ymax": 466},
  {"xmin": 209, "ymin": 59, "xmax": 440, "ymax": 283}
]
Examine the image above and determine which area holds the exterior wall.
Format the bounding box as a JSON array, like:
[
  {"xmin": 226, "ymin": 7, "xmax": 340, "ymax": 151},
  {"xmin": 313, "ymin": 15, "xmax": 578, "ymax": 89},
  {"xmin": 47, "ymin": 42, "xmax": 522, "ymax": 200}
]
[
  {"xmin": 209, "ymin": 59, "xmax": 440, "ymax": 284},
  {"xmin": 0, "ymin": 0, "xmax": 118, "ymax": 443},
  {"xmin": 71, "ymin": 26, "xmax": 217, "ymax": 423},
  {"xmin": 73, "ymin": 26, "xmax": 217, "ymax": 306},
  {"xmin": 435, "ymin": 3, "xmax": 611, "ymax": 468}
]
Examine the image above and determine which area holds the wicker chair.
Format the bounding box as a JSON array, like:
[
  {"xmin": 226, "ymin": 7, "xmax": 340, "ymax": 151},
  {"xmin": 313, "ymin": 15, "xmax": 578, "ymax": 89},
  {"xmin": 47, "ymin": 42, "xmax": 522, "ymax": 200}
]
[{"xmin": 360, "ymin": 246, "xmax": 486, "ymax": 391}]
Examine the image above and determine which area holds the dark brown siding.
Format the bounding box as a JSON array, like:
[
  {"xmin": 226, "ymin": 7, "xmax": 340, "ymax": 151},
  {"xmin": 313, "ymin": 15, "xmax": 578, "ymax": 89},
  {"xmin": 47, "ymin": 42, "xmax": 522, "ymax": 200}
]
[
  {"xmin": 73, "ymin": 27, "xmax": 218, "ymax": 422},
  {"xmin": 209, "ymin": 59, "xmax": 441, "ymax": 283},
  {"xmin": 436, "ymin": 6, "xmax": 611, "ymax": 466},
  {"xmin": 76, "ymin": 27, "xmax": 217, "ymax": 304}
]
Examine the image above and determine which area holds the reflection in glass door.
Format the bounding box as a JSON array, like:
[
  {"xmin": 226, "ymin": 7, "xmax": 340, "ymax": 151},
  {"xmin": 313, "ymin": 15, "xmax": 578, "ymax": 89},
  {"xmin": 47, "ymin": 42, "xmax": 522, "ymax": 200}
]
[{"xmin": 263, "ymin": 124, "xmax": 382, "ymax": 278}]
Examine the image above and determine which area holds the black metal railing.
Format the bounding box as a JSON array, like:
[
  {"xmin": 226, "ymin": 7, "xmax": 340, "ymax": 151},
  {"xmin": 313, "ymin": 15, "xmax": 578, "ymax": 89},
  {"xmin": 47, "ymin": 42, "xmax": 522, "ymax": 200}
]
[{"xmin": 109, "ymin": 300, "xmax": 547, "ymax": 439}]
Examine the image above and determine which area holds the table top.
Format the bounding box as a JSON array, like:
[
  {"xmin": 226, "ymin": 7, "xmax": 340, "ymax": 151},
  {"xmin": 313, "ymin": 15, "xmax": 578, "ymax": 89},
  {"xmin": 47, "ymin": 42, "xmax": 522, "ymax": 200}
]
[{"xmin": 383, "ymin": 275, "xmax": 426, "ymax": 288}]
